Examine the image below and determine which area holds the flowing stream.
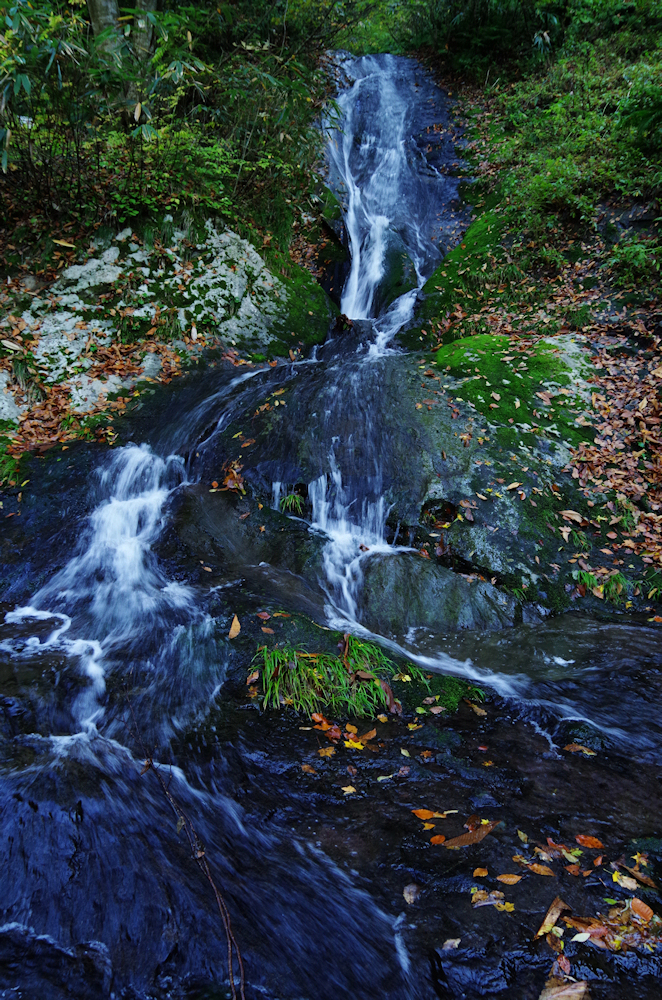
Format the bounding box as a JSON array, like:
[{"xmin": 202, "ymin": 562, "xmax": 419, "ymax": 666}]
[{"xmin": 1, "ymin": 53, "xmax": 662, "ymax": 1000}]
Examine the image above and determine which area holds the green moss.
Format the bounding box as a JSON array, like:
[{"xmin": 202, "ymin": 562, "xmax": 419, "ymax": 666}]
[
  {"xmin": 266, "ymin": 262, "xmax": 337, "ymax": 356},
  {"xmin": 432, "ymin": 333, "xmax": 593, "ymax": 449}
]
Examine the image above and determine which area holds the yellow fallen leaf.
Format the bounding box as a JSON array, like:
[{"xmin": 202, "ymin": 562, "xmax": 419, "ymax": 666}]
[
  {"xmin": 345, "ymin": 723, "xmax": 358, "ymax": 734},
  {"xmin": 613, "ymin": 871, "xmax": 638, "ymax": 890},
  {"xmin": 52, "ymin": 238, "xmax": 76, "ymax": 248},
  {"xmin": 423, "ymin": 822, "xmax": 435, "ymax": 830},
  {"xmin": 465, "ymin": 700, "xmax": 487, "ymax": 716},
  {"xmin": 342, "ymin": 785, "xmax": 356, "ymax": 795},
  {"xmin": 407, "ymin": 722, "xmax": 423, "ymax": 731},
  {"xmin": 377, "ymin": 714, "xmax": 388, "ymax": 723},
  {"xmin": 377, "ymin": 774, "xmax": 394, "ymax": 781},
  {"xmin": 228, "ymin": 614, "xmax": 241, "ymax": 639},
  {"xmin": 400, "ymin": 748, "xmax": 411, "ymax": 757},
  {"xmin": 495, "ymin": 902, "xmax": 515, "ymax": 912},
  {"xmin": 318, "ymin": 747, "xmax": 335, "ymax": 757},
  {"xmin": 344, "ymin": 740, "xmax": 364, "ymax": 750}
]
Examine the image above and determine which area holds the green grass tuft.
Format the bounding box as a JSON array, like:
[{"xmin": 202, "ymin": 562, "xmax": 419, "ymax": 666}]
[{"xmin": 254, "ymin": 637, "xmax": 429, "ymax": 717}]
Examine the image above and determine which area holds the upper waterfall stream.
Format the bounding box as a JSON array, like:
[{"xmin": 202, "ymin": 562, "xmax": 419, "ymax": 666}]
[{"xmin": 1, "ymin": 53, "xmax": 662, "ymax": 1000}]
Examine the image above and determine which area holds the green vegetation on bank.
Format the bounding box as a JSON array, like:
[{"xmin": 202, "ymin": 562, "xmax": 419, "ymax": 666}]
[
  {"xmin": 0, "ymin": 0, "xmax": 373, "ymax": 253},
  {"xmin": 252, "ymin": 635, "xmax": 484, "ymax": 717}
]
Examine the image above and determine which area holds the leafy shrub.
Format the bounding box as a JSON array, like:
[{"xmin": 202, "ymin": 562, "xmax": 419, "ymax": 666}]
[
  {"xmin": 606, "ymin": 234, "xmax": 660, "ymax": 287},
  {"xmin": 617, "ymin": 61, "xmax": 662, "ymax": 150}
]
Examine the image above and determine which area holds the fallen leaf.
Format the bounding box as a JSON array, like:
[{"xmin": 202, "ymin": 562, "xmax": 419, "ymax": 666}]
[
  {"xmin": 403, "ymin": 883, "xmax": 420, "ymax": 904},
  {"xmin": 430, "ymin": 834, "xmax": 446, "ymax": 845},
  {"xmin": 518, "ymin": 830, "xmax": 529, "ymax": 843},
  {"xmin": 318, "ymin": 747, "xmax": 335, "ymax": 757},
  {"xmin": 412, "ymin": 809, "xmax": 435, "ymax": 820},
  {"xmin": 474, "ymin": 868, "xmax": 488, "ymax": 877},
  {"xmin": 631, "ymin": 898, "xmax": 654, "ymax": 922},
  {"xmin": 564, "ymin": 744, "xmax": 597, "ymax": 756},
  {"xmin": 377, "ymin": 714, "xmax": 388, "ymax": 723},
  {"xmin": 529, "ymin": 863, "xmax": 556, "ymax": 877},
  {"xmin": 345, "ymin": 724, "xmax": 358, "ymax": 734},
  {"xmin": 359, "ymin": 728, "xmax": 377, "ymax": 743},
  {"xmin": 442, "ymin": 938, "xmax": 461, "ymax": 950},
  {"xmin": 301, "ymin": 764, "xmax": 316, "ymax": 774},
  {"xmin": 261, "ymin": 626, "xmax": 274, "ymax": 634},
  {"xmin": 560, "ymin": 510, "xmax": 584, "ymax": 523},
  {"xmin": 539, "ymin": 983, "xmax": 590, "ymax": 999},
  {"xmin": 246, "ymin": 670, "xmax": 259, "ymax": 685},
  {"xmin": 465, "ymin": 700, "xmax": 487, "ymax": 716},
  {"xmin": 444, "ymin": 820, "xmax": 499, "ymax": 849},
  {"xmin": 497, "ymin": 874, "xmax": 523, "ymax": 885},
  {"xmin": 429, "ymin": 705, "xmax": 445, "ymax": 715},
  {"xmin": 423, "ymin": 822, "xmax": 435, "ymax": 830},
  {"xmin": 342, "ymin": 785, "xmax": 356, "ymax": 795},
  {"xmin": 401, "ymin": 748, "xmax": 411, "ymax": 757},
  {"xmin": 377, "ymin": 774, "xmax": 394, "ymax": 781},
  {"xmin": 257, "ymin": 611, "xmax": 271, "ymax": 620},
  {"xmin": 228, "ymin": 614, "xmax": 241, "ymax": 639},
  {"xmin": 575, "ymin": 835, "xmax": 604, "ymax": 849},
  {"xmin": 535, "ymin": 897, "xmax": 572, "ymax": 938},
  {"xmin": 612, "ymin": 871, "xmax": 638, "ymax": 890},
  {"xmin": 419, "ymin": 749, "xmax": 433, "ymax": 758},
  {"xmin": 344, "ymin": 740, "xmax": 364, "ymax": 750}
]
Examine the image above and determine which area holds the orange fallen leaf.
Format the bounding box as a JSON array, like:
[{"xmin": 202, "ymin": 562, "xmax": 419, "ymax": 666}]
[
  {"xmin": 301, "ymin": 764, "xmax": 316, "ymax": 774},
  {"xmin": 318, "ymin": 747, "xmax": 335, "ymax": 757},
  {"xmin": 473, "ymin": 867, "xmax": 488, "ymax": 877},
  {"xmin": 257, "ymin": 611, "xmax": 271, "ymax": 620},
  {"xmin": 246, "ymin": 670, "xmax": 259, "ymax": 685},
  {"xmin": 575, "ymin": 835, "xmax": 604, "ymax": 849},
  {"xmin": 228, "ymin": 614, "xmax": 241, "ymax": 639},
  {"xmin": 412, "ymin": 809, "xmax": 435, "ymax": 820},
  {"xmin": 261, "ymin": 626, "xmax": 274, "ymax": 633},
  {"xmin": 430, "ymin": 835, "xmax": 446, "ymax": 845},
  {"xmin": 444, "ymin": 820, "xmax": 499, "ymax": 849},
  {"xmin": 497, "ymin": 874, "xmax": 522, "ymax": 885},
  {"xmin": 529, "ymin": 863, "xmax": 556, "ymax": 876},
  {"xmin": 631, "ymin": 897, "xmax": 654, "ymax": 922},
  {"xmin": 564, "ymin": 743, "xmax": 596, "ymax": 756},
  {"xmin": 345, "ymin": 724, "xmax": 358, "ymax": 735}
]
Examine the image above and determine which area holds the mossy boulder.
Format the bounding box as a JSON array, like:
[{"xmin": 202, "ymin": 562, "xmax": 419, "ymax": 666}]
[{"xmin": 358, "ymin": 551, "xmax": 517, "ymax": 633}]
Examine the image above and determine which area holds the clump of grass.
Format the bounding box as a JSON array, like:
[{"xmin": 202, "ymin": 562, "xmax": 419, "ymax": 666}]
[
  {"xmin": 254, "ymin": 636, "xmax": 428, "ymax": 717},
  {"xmin": 280, "ymin": 493, "xmax": 305, "ymax": 516}
]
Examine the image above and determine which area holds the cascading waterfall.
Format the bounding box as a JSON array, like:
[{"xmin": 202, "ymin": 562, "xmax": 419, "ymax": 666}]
[{"xmin": 300, "ymin": 54, "xmax": 457, "ymax": 623}]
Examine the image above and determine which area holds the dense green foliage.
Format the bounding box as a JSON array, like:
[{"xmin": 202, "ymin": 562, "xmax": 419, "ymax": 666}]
[{"xmin": 0, "ymin": 0, "xmax": 372, "ymax": 241}]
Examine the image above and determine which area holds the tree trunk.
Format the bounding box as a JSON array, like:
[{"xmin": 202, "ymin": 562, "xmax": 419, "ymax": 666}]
[
  {"xmin": 86, "ymin": 0, "xmax": 120, "ymax": 41},
  {"xmin": 133, "ymin": 0, "xmax": 158, "ymax": 64}
]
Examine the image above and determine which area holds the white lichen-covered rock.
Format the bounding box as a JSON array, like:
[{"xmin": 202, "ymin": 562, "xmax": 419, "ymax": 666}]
[{"xmin": 0, "ymin": 371, "xmax": 25, "ymax": 421}]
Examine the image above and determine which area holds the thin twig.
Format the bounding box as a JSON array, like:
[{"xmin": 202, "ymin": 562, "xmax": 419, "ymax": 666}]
[{"xmin": 126, "ymin": 697, "xmax": 246, "ymax": 1000}]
